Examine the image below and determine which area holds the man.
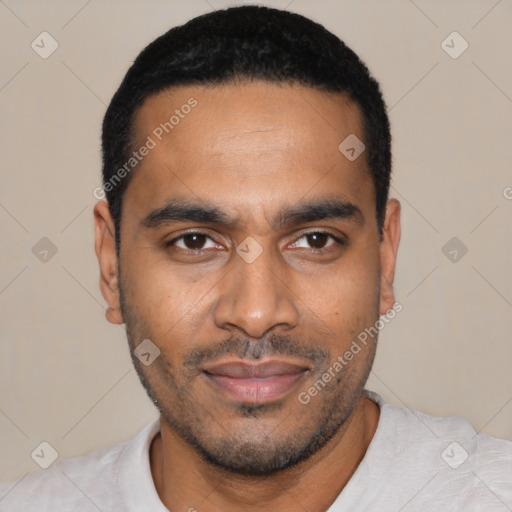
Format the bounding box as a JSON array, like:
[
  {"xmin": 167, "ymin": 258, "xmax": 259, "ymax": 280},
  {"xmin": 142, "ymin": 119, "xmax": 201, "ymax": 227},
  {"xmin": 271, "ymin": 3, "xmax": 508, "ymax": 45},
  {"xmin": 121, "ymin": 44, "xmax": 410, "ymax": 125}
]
[{"xmin": 1, "ymin": 5, "xmax": 510, "ymax": 511}]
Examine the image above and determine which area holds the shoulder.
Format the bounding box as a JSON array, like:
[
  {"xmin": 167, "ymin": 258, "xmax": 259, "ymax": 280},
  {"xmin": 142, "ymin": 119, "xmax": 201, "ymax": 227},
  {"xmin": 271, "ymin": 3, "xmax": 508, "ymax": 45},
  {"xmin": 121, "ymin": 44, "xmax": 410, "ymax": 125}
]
[
  {"xmin": 0, "ymin": 418, "xmax": 160, "ymax": 511},
  {"xmin": 0, "ymin": 440, "xmax": 125, "ymax": 511},
  {"xmin": 364, "ymin": 391, "xmax": 512, "ymax": 510}
]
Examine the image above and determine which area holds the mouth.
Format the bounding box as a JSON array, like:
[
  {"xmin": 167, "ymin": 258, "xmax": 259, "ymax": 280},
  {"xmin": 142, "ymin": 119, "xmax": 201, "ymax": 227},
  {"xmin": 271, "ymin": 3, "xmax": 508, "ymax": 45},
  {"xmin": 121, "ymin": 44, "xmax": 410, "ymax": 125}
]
[{"xmin": 201, "ymin": 359, "xmax": 310, "ymax": 404}]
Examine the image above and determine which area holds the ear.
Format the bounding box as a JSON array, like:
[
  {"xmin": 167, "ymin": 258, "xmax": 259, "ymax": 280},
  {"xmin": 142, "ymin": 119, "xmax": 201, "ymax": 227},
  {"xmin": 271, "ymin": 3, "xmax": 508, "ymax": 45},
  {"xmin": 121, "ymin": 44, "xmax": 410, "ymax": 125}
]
[
  {"xmin": 378, "ymin": 198, "xmax": 401, "ymax": 315},
  {"xmin": 93, "ymin": 200, "xmax": 124, "ymax": 324}
]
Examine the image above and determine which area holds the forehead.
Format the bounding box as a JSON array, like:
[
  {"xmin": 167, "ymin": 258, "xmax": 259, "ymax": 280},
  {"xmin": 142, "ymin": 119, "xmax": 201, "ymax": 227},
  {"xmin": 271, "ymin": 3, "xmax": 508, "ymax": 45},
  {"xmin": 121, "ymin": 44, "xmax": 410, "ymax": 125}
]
[{"xmin": 123, "ymin": 81, "xmax": 373, "ymax": 228}]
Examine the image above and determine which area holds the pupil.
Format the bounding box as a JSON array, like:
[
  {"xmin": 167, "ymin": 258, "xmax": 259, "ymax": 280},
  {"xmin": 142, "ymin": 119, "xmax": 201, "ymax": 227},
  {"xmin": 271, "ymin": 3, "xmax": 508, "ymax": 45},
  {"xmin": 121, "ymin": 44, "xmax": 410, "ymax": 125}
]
[
  {"xmin": 308, "ymin": 233, "xmax": 327, "ymax": 249},
  {"xmin": 185, "ymin": 234, "xmax": 206, "ymax": 250}
]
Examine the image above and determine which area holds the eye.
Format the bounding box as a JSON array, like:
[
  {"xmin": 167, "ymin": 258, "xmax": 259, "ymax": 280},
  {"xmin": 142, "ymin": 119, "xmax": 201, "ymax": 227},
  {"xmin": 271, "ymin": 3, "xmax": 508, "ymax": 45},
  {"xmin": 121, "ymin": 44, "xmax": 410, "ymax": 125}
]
[
  {"xmin": 165, "ymin": 229, "xmax": 345, "ymax": 255},
  {"xmin": 289, "ymin": 231, "xmax": 344, "ymax": 251},
  {"xmin": 166, "ymin": 232, "xmax": 219, "ymax": 251}
]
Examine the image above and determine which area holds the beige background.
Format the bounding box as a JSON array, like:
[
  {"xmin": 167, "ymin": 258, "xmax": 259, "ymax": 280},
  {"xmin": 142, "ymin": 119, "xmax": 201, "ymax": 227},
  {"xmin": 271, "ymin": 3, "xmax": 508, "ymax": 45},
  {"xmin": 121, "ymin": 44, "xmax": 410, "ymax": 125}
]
[{"xmin": 1, "ymin": 0, "xmax": 511, "ymax": 483}]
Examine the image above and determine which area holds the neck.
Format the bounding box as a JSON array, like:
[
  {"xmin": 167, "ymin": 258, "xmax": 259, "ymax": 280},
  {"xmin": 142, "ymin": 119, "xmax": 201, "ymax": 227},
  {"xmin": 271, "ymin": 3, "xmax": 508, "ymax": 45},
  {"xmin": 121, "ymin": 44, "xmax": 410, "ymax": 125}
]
[{"xmin": 150, "ymin": 393, "xmax": 379, "ymax": 512}]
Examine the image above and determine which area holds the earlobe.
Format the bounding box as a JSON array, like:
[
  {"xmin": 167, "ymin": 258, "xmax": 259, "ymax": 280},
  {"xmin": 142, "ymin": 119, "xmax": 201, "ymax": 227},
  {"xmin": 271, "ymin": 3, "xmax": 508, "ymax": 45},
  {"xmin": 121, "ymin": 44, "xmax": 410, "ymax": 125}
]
[
  {"xmin": 379, "ymin": 198, "xmax": 401, "ymax": 316},
  {"xmin": 93, "ymin": 200, "xmax": 125, "ymax": 325},
  {"xmin": 106, "ymin": 306, "xmax": 124, "ymax": 325}
]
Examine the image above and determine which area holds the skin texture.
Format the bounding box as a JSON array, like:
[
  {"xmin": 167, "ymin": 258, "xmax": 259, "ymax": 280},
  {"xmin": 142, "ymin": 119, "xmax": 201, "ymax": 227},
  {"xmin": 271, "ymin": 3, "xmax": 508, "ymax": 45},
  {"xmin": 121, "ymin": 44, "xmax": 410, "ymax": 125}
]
[{"xmin": 94, "ymin": 81, "xmax": 401, "ymax": 511}]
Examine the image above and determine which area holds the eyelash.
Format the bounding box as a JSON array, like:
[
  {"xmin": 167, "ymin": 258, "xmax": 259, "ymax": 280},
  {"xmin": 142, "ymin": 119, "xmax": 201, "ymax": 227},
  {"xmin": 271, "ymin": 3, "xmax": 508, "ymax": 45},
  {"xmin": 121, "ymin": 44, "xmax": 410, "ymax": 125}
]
[{"xmin": 165, "ymin": 230, "xmax": 346, "ymax": 253}]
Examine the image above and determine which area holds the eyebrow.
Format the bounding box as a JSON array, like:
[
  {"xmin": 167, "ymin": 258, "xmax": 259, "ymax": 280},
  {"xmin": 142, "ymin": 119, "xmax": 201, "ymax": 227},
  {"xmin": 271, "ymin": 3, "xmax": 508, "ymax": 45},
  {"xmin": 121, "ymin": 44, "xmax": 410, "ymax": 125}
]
[{"xmin": 140, "ymin": 197, "xmax": 364, "ymax": 231}]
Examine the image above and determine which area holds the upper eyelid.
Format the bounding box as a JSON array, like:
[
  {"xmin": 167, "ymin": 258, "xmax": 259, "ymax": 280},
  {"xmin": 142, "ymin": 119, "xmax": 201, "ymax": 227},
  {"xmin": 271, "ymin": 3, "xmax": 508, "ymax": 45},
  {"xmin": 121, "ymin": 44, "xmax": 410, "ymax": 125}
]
[
  {"xmin": 166, "ymin": 229, "xmax": 219, "ymax": 246},
  {"xmin": 290, "ymin": 231, "xmax": 342, "ymax": 245}
]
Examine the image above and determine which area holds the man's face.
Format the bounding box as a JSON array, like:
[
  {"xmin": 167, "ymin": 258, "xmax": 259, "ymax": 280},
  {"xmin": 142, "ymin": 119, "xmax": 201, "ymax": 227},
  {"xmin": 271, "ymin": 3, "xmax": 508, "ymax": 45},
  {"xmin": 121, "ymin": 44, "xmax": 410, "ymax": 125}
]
[{"xmin": 96, "ymin": 81, "xmax": 399, "ymax": 475}]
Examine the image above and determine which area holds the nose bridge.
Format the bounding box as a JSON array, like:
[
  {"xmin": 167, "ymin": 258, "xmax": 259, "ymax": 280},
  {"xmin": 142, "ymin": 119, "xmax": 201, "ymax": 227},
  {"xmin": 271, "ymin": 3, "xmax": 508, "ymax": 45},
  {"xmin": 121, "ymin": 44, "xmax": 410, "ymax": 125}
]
[{"xmin": 213, "ymin": 240, "xmax": 299, "ymax": 337}]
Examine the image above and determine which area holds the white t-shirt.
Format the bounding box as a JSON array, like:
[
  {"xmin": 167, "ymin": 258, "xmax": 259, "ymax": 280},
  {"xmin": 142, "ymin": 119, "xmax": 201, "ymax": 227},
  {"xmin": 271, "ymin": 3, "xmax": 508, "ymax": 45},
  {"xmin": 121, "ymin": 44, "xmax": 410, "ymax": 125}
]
[{"xmin": 1, "ymin": 390, "xmax": 511, "ymax": 511}]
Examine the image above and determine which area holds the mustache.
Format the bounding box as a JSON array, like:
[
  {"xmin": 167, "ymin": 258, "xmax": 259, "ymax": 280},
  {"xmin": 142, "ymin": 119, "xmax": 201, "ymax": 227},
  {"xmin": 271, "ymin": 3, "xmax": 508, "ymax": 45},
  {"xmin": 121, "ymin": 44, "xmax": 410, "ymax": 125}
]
[{"xmin": 182, "ymin": 334, "xmax": 330, "ymax": 370}]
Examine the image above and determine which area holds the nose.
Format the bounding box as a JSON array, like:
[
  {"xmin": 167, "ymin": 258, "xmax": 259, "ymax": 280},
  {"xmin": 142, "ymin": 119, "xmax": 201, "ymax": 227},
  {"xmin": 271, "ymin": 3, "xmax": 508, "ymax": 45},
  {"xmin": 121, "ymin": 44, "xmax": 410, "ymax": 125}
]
[{"xmin": 212, "ymin": 243, "xmax": 300, "ymax": 339}]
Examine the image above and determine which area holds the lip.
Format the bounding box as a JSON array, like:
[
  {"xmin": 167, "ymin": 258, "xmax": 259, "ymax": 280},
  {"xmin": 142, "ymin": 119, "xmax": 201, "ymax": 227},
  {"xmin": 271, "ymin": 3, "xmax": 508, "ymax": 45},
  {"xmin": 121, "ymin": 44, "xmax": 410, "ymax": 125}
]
[{"xmin": 202, "ymin": 359, "xmax": 310, "ymax": 403}]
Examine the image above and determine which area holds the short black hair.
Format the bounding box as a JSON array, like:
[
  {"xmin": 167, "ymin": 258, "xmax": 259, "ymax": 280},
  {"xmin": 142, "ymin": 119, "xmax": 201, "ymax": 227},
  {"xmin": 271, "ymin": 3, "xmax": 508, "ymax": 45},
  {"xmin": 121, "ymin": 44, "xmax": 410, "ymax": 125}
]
[{"xmin": 101, "ymin": 5, "xmax": 391, "ymax": 255}]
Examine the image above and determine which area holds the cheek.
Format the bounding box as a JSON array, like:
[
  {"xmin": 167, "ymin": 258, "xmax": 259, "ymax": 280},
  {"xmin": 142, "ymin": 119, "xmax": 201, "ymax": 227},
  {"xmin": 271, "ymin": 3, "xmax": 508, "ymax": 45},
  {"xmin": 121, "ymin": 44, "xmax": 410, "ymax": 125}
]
[
  {"xmin": 123, "ymin": 256, "xmax": 213, "ymax": 338},
  {"xmin": 301, "ymin": 243, "xmax": 380, "ymax": 335},
  {"xmin": 318, "ymin": 246, "xmax": 379, "ymax": 304}
]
